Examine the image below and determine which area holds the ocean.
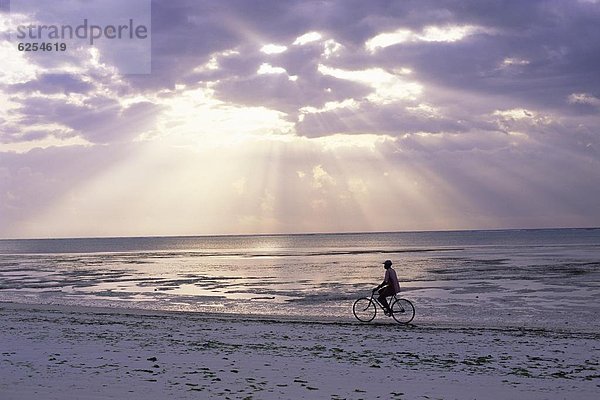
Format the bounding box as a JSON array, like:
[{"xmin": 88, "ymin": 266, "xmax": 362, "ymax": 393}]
[{"xmin": 1, "ymin": 229, "xmax": 599, "ymax": 331}]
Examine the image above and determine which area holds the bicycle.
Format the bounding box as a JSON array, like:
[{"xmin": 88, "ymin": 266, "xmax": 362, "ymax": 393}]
[{"xmin": 353, "ymin": 291, "xmax": 415, "ymax": 324}]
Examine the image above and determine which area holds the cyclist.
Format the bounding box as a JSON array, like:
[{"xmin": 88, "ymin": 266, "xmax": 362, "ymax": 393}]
[{"xmin": 373, "ymin": 259, "xmax": 401, "ymax": 316}]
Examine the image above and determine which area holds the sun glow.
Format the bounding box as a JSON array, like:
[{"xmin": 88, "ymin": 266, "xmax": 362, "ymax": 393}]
[
  {"xmin": 0, "ymin": 41, "xmax": 40, "ymax": 84},
  {"xmin": 155, "ymin": 87, "xmax": 295, "ymax": 147}
]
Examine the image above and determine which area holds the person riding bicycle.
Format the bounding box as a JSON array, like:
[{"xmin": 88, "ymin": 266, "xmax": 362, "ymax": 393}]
[{"xmin": 373, "ymin": 259, "xmax": 401, "ymax": 316}]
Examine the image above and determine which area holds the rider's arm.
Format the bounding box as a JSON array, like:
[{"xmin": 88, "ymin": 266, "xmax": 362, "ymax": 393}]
[
  {"xmin": 373, "ymin": 269, "xmax": 391, "ymax": 291},
  {"xmin": 373, "ymin": 279, "xmax": 389, "ymax": 291},
  {"xmin": 380, "ymin": 270, "xmax": 391, "ymax": 288}
]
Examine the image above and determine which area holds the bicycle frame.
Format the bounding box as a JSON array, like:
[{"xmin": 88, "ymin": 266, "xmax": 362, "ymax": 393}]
[{"xmin": 369, "ymin": 291, "xmax": 399, "ymax": 311}]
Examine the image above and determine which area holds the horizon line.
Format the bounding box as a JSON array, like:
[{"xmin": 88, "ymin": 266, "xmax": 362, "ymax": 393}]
[{"xmin": 1, "ymin": 226, "xmax": 598, "ymax": 241}]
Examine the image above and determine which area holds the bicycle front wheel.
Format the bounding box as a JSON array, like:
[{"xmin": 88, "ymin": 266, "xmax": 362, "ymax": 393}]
[
  {"xmin": 353, "ymin": 297, "xmax": 377, "ymax": 322},
  {"xmin": 391, "ymin": 298, "xmax": 415, "ymax": 324}
]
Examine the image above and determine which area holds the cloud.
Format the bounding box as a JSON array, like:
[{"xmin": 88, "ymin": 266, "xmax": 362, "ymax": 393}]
[
  {"xmin": 257, "ymin": 63, "xmax": 289, "ymax": 76},
  {"xmin": 293, "ymin": 31, "xmax": 322, "ymax": 45},
  {"xmin": 296, "ymin": 98, "xmax": 473, "ymax": 138},
  {"xmin": 6, "ymin": 95, "xmax": 162, "ymax": 144},
  {"xmin": 6, "ymin": 1, "xmax": 600, "ymax": 139},
  {"xmin": 158, "ymin": 0, "xmax": 600, "ymax": 140},
  {"xmin": 501, "ymin": 57, "xmax": 530, "ymax": 67},
  {"xmin": 8, "ymin": 73, "xmax": 93, "ymax": 94},
  {"xmin": 2, "ymin": 0, "xmax": 600, "ymax": 237},
  {"xmin": 316, "ymin": 64, "xmax": 422, "ymax": 104},
  {"xmin": 0, "ymin": 41, "xmax": 40, "ymax": 85},
  {"xmin": 365, "ymin": 25, "xmax": 481, "ymax": 52},
  {"xmin": 567, "ymin": 92, "xmax": 600, "ymax": 107},
  {"xmin": 260, "ymin": 44, "xmax": 288, "ymax": 54}
]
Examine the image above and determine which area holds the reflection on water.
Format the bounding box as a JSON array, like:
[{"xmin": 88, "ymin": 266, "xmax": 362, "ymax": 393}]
[{"xmin": 0, "ymin": 229, "xmax": 599, "ymax": 331}]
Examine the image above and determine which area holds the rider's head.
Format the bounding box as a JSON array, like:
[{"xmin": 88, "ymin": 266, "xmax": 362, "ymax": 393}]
[{"xmin": 383, "ymin": 260, "xmax": 393, "ymax": 269}]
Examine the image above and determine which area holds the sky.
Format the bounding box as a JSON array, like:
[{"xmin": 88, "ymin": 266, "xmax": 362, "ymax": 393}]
[{"xmin": 1, "ymin": 0, "xmax": 599, "ymax": 239}]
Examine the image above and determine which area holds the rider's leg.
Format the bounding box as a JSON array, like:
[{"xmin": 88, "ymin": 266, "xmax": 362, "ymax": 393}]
[{"xmin": 378, "ymin": 287, "xmax": 394, "ymax": 311}]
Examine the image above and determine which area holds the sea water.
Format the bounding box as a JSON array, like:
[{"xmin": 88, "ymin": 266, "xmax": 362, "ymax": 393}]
[{"xmin": 0, "ymin": 229, "xmax": 599, "ymax": 331}]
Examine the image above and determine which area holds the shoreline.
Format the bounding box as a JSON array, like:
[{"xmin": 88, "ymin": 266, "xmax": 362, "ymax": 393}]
[
  {"xmin": 2, "ymin": 301, "xmax": 599, "ymax": 399},
  {"xmin": 1, "ymin": 299, "xmax": 597, "ymax": 336}
]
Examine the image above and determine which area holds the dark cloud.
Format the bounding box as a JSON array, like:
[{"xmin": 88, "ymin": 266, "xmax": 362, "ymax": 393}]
[
  {"xmin": 131, "ymin": 0, "xmax": 600, "ymax": 136},
  {"xmin": 367, "ymin": 1, "xmax": 600, "ymax": 113},
  {"xmin": 8, "ymin": 74, "xmax": 93, "ymax": 94},
  {"xmin": 11, "ymin": 96, "xmax": 162, "ymax": 144},
  {"xmin": 4, "ymin": 0, "xmax": 599, "ymax": 143},
  {"xmin": 213, "ymin": 72, "xmax": 371, "ymax": 117},
  {"xmin": 296, "ymin": 101, "xmax": 470, "ymax": 138}
]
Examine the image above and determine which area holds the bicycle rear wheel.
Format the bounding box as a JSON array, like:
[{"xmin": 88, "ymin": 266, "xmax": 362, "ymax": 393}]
[
  {"xmin": 390, "ymin": 298, "xmax": 415, "ymax": 324},
  {"xmin": 353, "ymin": 297, "xmax": 377, "ymax": 322}
]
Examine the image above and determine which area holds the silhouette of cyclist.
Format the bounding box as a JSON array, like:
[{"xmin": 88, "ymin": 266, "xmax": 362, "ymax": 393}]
[{"xmin": 373, "ymin": 259, "xmax": 401, "ymax": 316}]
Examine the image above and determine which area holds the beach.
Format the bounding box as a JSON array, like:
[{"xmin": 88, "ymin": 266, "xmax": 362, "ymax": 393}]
[
  {"xmin": 1, "ymin": 230, "xmax": 599, "ymax": 398},
  {"xmin": 1, "ymin": 302, "xmax": 598, "ymax": 399}
]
